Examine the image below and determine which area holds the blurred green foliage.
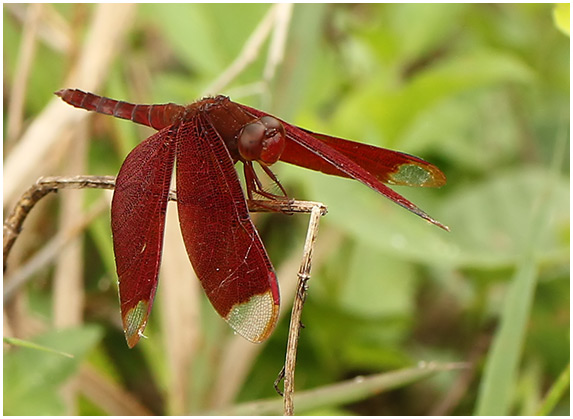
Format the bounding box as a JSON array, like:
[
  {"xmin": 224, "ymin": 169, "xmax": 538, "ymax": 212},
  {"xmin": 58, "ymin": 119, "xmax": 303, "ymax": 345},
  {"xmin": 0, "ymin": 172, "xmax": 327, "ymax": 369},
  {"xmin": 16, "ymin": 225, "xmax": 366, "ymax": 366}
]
[{"xmin": 4, "ymin": 3, "xmax": 569, "ymax": 415}]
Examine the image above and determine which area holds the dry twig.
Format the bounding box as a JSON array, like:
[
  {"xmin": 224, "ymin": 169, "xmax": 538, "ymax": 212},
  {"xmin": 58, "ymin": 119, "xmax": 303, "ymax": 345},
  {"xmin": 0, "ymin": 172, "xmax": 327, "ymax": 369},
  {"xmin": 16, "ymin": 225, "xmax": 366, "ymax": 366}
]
[
  {"xmin": 202, "ymin": 4, "xmax": 293, "ymax": 97},
  {"xmin": 281, "ymin": 204, "xmax": 326, "ymax": 415}
]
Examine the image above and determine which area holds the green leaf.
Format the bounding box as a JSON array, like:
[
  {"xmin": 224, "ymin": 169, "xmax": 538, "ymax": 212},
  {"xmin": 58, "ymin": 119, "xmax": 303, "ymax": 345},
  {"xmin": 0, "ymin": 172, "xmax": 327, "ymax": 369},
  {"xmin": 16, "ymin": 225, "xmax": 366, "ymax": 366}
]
[
  {"xmin": 388, "ymin": 3, "xmax": 468, "ymax": 62},
  {"xmin": 442, "ymin": 168, "xmax": 569, "ymax": 269},
  {"xmin": 474, "ymin": 133, "xmax": 568, "ymax": 415},
  {"xmin": 537, "ymin": 363, "xmax": 570, "ymax": 415},
  {"xmin": 401, "ymin": 90, "xmax": 521, "ymax": 171},
  {"xmin": 140, "ymin": 4, "xmax": 269, "ymax": 78},
  {"xmin": 331, "ymin": 49, "xmax": 535, "ymax": 145},
  {"xmin": 338, "ymin": 243, "xmax": 416, "ymax": 317},
  {"xmin": 3, "ymin": 337, "xmax": 74, "ymax": 358},
  {"xmin": 4, "ymin": 326, "xmax": 103, "ymax": 415}
]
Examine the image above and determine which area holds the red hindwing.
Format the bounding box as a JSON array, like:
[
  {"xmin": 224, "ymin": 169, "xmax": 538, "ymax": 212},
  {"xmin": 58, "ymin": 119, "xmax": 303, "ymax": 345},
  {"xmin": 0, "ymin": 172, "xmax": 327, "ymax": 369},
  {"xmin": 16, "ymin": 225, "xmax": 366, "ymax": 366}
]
[
  {"xmin": 175, "ymin": 115, "xmax": 280, "ymax": 343},
  {"xmin": 112, "ymin": 127, "xmax": 176, "ymax": 348}
]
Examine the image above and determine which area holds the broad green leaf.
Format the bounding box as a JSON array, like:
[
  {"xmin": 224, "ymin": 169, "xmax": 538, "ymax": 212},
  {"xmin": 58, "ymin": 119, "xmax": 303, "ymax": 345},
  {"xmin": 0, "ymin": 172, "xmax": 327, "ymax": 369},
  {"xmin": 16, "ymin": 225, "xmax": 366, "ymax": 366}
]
[
  {"xmin": 139, "ymin": 4, "xmax": 269, "ymax": 78},
  {"xmin": 331, "ymin": 49, "xmax": 535, "ymax": 145},
  {"xmin": 401, "ymin": 90, "xmax": 520, "ymax": 171},
  {"xmin": 442, "ymin": 168, "xmax": 569, "ymax": 269},
  {"xmin": 338, "ymin": 243, "xmax": 416, "ymax": 318},
  {"xmin": 388, "ymin": 3, "xmax": 468, "ymax": 62},
  {"xmin": 4, "ymin": 326, "xmax": 103, "ymax": 415}
]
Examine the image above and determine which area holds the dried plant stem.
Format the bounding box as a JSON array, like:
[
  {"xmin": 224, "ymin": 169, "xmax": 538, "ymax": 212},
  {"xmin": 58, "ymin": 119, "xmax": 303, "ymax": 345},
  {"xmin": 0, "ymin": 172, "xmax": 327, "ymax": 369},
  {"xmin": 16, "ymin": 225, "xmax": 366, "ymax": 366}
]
[
  {"xmin": 3, "ymin": 175, "xmax": 115, "ymax": 270},
  {"xmin": 3, "ymin": 175, "xmax": 323, "ymax": 268},
  {"xmin": 263, "ymin": 4, "xmax": 292, "ymax": 83},
  {"xmin": 78, "ymin": 364, "xmax": 153, "ymax": 415},
  {"xmin": 6, "ymin": 4, "xmax": 41, "ymax": 145},
  {"xmin": 283, "ymin": 204, "xmax": 326, "ymax": 415},
  {"xmin": 202, "ymin": 4, "xmax": 279, "ymax": 96}
]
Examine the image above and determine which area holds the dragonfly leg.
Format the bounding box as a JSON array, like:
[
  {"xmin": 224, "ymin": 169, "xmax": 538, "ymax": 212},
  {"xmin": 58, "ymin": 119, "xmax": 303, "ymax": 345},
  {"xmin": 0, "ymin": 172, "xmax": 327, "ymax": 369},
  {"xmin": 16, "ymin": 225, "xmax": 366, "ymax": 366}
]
[{"xmin": 243, "ymin": 162, "xmax": 293, "ymax": 213}]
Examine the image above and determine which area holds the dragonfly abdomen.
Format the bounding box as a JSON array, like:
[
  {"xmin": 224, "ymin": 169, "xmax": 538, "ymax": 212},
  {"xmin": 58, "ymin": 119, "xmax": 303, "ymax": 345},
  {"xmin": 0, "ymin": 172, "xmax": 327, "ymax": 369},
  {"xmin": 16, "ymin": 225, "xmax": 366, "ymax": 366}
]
[{"xmin": 55, "ymin": 88, "xmax": 184, "ymax": 130}]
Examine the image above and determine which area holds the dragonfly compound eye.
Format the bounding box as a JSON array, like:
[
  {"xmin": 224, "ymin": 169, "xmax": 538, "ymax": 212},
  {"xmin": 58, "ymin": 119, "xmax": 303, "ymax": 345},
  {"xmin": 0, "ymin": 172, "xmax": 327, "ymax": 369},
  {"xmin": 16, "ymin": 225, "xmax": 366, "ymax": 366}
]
[{"xmin": 238, "ymin": 116, "xmax": 286, "ymax": 165}]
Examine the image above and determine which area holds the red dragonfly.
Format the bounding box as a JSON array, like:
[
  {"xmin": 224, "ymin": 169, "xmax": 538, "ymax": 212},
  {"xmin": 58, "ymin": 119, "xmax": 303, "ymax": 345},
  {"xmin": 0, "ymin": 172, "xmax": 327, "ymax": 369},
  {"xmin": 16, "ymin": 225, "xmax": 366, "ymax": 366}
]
[{"xmin": 56, "ymin": 89, "xmax": 448, "ymax": 348}]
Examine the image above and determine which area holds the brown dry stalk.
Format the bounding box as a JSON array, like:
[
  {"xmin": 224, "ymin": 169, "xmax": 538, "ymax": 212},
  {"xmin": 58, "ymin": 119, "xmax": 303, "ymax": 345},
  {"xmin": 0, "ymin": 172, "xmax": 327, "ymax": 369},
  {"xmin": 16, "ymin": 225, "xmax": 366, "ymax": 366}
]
[
  {"xmin": 3, "ymin": 175, "xmax": 324, "ymax": 269},
  {"xmin": 282, "ymin": 204, "xmax": 326, "ymax": 415},
  {"xmin": 3, "ymin": 175, "xmax": 115, "ymax": 270}
]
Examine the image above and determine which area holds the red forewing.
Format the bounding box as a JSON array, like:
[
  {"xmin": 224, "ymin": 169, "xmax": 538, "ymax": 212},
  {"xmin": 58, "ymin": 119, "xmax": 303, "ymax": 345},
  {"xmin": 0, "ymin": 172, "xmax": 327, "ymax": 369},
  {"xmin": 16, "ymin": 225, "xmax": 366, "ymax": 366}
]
[
  {"xmin": 240, "ymin": 104, "xmax": 448, "ymax": 230},
  {"xmin": 112, "ymin": 127, "xmax": 177, "ymax": 348},
  {"xmin": 175, "ymin": 115, "xmax": 280, "ymax": 343},
  {"xmin": 281, "ymin": 130, "xmax": 446, "ymax": 188}
]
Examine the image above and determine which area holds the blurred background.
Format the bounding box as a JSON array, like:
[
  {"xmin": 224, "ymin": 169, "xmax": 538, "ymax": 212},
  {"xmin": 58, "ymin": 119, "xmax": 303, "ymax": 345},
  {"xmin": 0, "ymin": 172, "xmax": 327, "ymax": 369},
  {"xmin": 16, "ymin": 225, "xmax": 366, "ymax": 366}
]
[{"xmin": 3, "ymin": 4, "xmax": 569, "ymax": 415}]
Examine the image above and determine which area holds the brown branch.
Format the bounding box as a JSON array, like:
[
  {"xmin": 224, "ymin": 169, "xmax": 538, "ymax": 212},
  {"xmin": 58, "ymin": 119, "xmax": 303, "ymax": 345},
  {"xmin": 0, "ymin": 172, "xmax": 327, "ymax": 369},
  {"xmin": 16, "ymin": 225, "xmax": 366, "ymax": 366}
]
[
  {"xmin": 6, "ymin": 4, "xmax": 42, "ymax": 146},
  {"xmin": 3, "ymin": 175, "xmax": 115, "ymax": 270},
  {"xmin": 78, "ymin": 364, "xmax": 154, "ymax": 415},
  {"xmin": 3, "ymin": 175, "xmax": 325, "ymax": 271},
  {"xmin": 282, "ymin": 204, "xmax": 326, "ymax": 415}
]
